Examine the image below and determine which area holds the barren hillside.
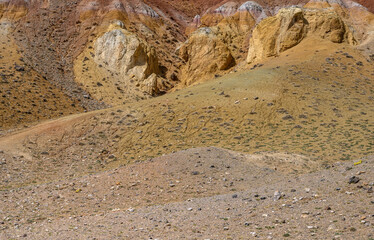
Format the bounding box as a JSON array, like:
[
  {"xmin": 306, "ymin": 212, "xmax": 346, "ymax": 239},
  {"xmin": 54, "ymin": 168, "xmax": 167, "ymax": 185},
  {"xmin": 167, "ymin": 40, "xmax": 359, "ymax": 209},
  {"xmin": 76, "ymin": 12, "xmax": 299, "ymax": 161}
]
[{"xmin": 0, "ymin": 0, "xmax": 373, "ymax": 238}]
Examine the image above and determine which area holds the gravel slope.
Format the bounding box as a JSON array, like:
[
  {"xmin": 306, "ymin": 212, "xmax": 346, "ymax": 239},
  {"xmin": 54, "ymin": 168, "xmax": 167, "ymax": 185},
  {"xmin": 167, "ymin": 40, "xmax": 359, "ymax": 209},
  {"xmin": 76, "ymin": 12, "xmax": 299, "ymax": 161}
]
[{"xmin": 0, "ymin": 147, "xmax": 373, "ymax": 239}]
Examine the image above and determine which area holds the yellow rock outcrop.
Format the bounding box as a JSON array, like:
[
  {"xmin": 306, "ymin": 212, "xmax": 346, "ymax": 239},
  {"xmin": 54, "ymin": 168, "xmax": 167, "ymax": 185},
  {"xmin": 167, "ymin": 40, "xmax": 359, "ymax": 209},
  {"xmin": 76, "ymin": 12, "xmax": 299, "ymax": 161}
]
[
  {"xmin": 179, "ymin": 27, "xmax": 235, "ymax": 86},
  {"xmin": 180, "ymin": 1, "xmax": 270, "ymax": 86},
  {"xmin": 0, "ymin": 0, "xmax": 28, "ymax": 20},
  {"xmin": 74, "ymin": 21, "xmax": 167, "ymax": 105},
  {"xmin": 304, "ymin": 0, "xmax": 374, "ymax": 43},
  {"xmin": 247, "ymin": 7, "xmax": 356, "ymax": 63},
  {"xmin": 94, "ymin": 26, "xmax": 159, "ymax": 82}
]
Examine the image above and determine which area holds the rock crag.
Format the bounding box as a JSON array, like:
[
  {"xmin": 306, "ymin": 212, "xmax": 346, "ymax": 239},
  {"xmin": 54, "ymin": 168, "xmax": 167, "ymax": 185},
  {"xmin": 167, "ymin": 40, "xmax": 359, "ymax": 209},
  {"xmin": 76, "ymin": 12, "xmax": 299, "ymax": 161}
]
[{"xmin": 247, "ymin": 7, "xmax": 356, "ymax": 63}]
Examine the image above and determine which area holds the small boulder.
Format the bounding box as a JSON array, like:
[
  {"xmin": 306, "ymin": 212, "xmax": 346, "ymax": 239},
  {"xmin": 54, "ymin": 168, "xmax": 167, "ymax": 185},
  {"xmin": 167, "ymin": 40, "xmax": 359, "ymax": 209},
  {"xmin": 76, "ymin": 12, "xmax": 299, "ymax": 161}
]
[{"xmin": 348, "ymin": 176, "xmax": 360, "ymax": 184}]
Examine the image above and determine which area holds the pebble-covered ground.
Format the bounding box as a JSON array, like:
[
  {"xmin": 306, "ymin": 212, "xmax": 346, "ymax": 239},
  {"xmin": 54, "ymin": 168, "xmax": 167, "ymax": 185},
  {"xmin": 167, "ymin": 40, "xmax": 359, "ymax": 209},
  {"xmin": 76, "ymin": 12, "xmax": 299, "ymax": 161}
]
[{"xmin": 0, "ymin": 147, "xmax": 372, "ymax": 239}]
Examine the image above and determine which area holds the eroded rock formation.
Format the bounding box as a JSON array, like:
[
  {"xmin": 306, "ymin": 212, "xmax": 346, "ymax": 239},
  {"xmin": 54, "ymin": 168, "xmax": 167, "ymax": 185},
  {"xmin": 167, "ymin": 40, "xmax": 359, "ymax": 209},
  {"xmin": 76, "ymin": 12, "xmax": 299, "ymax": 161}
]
[
  {"xmin": 94, "ymin": 27, "xmax": 159, "ymax": 82},
  {"xmin": 0, "ymin": 0, "xmax": 372, "ymax": 107},
  {"xmin": 179, "ymin": 27, "xmax": 235, "ymax": 86},
  {"xmin": 247, "ymin": 7, "xmax": 356, "ymax": 63},
  {"xmin": 74, "ymin": 21, "xmax": 171, "ymax": 104}
]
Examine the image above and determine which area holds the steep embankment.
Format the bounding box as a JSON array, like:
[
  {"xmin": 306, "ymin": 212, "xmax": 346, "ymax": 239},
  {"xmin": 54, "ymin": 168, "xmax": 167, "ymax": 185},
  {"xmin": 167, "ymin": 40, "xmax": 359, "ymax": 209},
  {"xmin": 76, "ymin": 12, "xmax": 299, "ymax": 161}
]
[{"xmin": 0, "ymin": 20, "xmax": 83, "ymax": 132}]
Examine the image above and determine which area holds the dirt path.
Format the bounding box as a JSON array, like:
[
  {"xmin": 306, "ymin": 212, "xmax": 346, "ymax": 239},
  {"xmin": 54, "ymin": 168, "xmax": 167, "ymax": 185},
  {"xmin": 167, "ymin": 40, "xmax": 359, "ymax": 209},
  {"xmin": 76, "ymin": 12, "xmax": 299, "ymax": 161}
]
[{"xmin": 0, "ymin": 112, "xmax": 94, "ymax": 155}]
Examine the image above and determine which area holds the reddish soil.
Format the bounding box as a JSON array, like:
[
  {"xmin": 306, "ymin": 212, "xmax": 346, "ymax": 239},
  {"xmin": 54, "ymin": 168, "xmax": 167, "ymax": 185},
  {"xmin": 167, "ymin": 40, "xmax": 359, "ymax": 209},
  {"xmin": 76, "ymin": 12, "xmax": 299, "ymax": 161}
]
[{"xmin": 356, "ymin": 0, "xmax": 374, "ymax": 13}]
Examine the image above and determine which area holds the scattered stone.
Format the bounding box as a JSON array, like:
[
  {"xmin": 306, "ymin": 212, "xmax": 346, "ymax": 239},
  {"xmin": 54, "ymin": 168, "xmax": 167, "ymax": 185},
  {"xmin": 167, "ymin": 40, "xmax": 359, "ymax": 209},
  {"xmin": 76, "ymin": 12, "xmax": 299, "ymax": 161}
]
[
  {"xmin": 282, "ymin": 115, "xmax": 293, "ymax": 120},
  {"xmin": 274, "ymin": 191, "xmax": 282, "ymax": 200},
  {"xmin": 327, "ymin": 224, "xmax": 337, "ymax": 231},
  {"xmin": 127, "ymin": 208, "xmax": 135, "ymax": 212},
  {"xmin": 14, "ymin": 64, "xmax": 25, "ymax": 71},
  {"xmin": 348, "ymin": 176, "xmax": 360, "ymax": 184}
]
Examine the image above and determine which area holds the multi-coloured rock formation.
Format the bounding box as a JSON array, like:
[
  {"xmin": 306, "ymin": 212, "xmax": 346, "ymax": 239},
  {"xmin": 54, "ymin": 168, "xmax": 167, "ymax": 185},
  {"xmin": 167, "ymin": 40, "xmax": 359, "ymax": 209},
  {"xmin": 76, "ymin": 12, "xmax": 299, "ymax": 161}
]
[{"xmin": 0, "ymin": 0, "xmax": 372, "ymax": 110}]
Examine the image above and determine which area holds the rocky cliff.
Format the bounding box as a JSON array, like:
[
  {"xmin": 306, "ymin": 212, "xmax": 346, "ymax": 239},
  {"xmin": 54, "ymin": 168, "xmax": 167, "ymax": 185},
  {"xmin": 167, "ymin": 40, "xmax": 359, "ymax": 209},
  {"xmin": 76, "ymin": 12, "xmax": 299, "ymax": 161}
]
[{"xmin": 246, "ymin": 7, "xmax": 356, "ymax": 63}]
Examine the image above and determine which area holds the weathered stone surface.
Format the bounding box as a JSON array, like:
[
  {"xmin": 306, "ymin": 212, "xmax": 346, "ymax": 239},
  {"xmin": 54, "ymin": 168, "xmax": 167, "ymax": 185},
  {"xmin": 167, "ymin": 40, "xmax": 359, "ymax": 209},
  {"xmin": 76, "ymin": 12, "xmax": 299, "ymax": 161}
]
[
  {"xmin": 0, "ymin": 0, "xmax": 28, "ymax": 19},
  {"xmin": 247, "ymin": 7, "xmax": 356, "ymax": 63},
  {"xmin": 73, "ymin": 21, "xmax": 166, "ymax": 104},
  {"xmin": 305, "ymin": 0, "xmax": 374, "ymax": 46},
  {"xmin": 94, "ymin": 27, "xmax": 159, "ymax": 82},
  {"xmin": 142, "ymin": 73, "xmax": 171, "ymax": 96},
  {"xmin": 179, "ymin": 27, "xmax": 235, "ymax": 86}
]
